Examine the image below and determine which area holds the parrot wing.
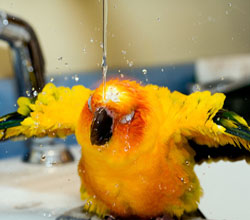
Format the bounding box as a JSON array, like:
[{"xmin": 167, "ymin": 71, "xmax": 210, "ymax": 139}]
[
  {"xmin": 172, "ymin": 90, "xmax": 250, "ymax": 151},
  {"xmin": 0, "ymin": 83, "xmax": 92, "ymax": 140},
  {"xmin": 191, "ymin": 109, "xmax": 250, "ymax": 163}
]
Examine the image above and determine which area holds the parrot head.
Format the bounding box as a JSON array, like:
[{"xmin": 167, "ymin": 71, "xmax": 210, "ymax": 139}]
[{"xmin": 76, "ymin": 79, "xmax": 154, "ymax": 157}]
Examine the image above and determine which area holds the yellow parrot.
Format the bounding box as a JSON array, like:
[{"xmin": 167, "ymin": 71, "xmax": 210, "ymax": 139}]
[{"xmin": 0, "ymin": 79, "xmax": 250, "ymax": 219}]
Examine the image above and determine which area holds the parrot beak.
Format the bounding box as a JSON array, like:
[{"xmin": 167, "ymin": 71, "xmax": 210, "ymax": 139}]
[{"xmin": 90, "ymin": 107, "xmax": 113, "ymax": 146}]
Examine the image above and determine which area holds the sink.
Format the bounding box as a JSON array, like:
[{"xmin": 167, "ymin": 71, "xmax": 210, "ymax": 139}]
[
  {"xmin": 0, "ymin": 146, "xmax": 83, "ymax": 220},
  {"xmin": 1, "ymin": 145, "xmax": 250, "ymax": 220}
]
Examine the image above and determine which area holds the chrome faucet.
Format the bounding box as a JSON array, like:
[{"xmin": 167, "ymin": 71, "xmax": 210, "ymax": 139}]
[
  {"xmin": 0, "ymin": 10, "xmax": 73, "ymax": 165},
  {"xmin": 0, "ymin": 10, "xmax": 45, "ymax": 96}
]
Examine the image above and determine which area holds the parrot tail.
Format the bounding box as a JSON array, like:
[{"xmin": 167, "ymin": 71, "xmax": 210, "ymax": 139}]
[{"xmin": 213, "ymin": 109, "xmax": 250, "ymax": 141}]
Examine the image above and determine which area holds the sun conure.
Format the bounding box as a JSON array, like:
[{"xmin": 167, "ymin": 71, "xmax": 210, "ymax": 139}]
[{"xmin": 0, "ymin": 79, "xmax": 250, "ymax": 219}]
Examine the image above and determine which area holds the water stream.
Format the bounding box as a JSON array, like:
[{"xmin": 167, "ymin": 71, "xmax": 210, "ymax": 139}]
[{"xmin": 102, "ymin": 0, "xmax": 108, "ymax": 100}]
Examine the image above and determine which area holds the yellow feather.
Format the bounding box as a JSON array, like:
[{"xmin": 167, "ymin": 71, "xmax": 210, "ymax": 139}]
[{"xmin": 4, "ymin": 83, "xmax": 91, "ymax": 139}]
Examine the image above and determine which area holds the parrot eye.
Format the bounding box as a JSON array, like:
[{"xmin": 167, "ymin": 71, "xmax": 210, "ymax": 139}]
[
  {"xmin": 88, "ymin": 95, "xmax": 92, "ymax": 112},
  {"xmin": 120, "ymin": 110, "xmax": 135, "ymax": 124}
]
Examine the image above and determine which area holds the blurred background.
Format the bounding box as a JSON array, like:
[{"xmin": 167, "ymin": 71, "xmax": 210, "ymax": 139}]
[
  {"xmin": 0, "ymin": 1, "xmax": 250, "ymax": 219},
  {"xmin": 0, "ymin": 0, "xmax": 250, "ymax": 77}
]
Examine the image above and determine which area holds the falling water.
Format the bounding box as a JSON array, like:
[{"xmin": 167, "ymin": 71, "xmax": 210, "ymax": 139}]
[{"xmin": 102, "ymin": 0, "xmax": 108, "ymax": 100}]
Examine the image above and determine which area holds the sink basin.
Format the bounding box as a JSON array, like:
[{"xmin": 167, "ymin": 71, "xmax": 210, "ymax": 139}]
[
  {"xmin": 1, "ymin": 145, "xmax": 250, "ymax": 220},
  {"xmin": 0, "ymin": 146, "xmax": 83, "ymax": 220}
]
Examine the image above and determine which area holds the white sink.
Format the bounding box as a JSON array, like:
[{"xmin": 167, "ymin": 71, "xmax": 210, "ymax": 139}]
[
  {"xmin": 1, "ymin": 145, "xmax": 250, "ymax": 220},
  {"xmin": 0, "ymin": 146, "xmax": 83, "ymax": 220}
]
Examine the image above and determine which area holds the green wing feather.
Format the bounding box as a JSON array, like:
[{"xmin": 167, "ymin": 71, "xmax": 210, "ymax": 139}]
[
  {"xmin": 0, "ymin": 112, "xmax": 26, "ymax": 130},
  {"xmin": 213, "ymin": 109, "xmax": 250, "ymax": 141}
]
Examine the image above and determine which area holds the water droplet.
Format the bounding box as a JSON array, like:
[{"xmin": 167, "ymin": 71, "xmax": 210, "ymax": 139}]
[
  {"xmin": 90, "ymin": 38, "xmax": 94, "ymax": 43},
  {"xmin": 124, "ymin": 147, "xmax": 129, "ymax": 152},
  {"xmin": 83, "ymin": 48, "xmax": 86, "ymax": 53},
  {"xmin": 193, "ymin": 84, "xmax": 201, "ymax": 91},
  {"xmin": 74, "ymin": 75, "xmax": 79, "ymax": 82},
  {"xmin": 120, "ymin": 73, "xmax": 124, "ymax": 78},
  {"xmin": 57, "ymin": 56, "xmax": 63, "ymax": 61},
  {"xmin": 26, "ymin": 90, "xmax": 31, "ymax": 97},
  {"xmin": 161, "ymin": 68, "xmax": 164, "ymax": 72},
  {"xmin": 180, "ymin": 177, "xmax": 184, "ymax": 182},
  {"xmin": 33, "ymin": 90, "xmax": 38, "ymax": 97},
  {"xmin": 3, "ymin": 19, "xmax": 8, "ymax": 25},
  {"xmin": 100, "ymin": 42, "xmax": 104, "ymax": 48},
  {"xmin": 158, "ymin": 184, "xmax": 162, "ymax": 190},
  {"xmin": 156, "ymin": 17, "xmax": 160, "ymax": 22},
  {"xmin": 28, "ymin": 66, "xmax": 34, "ymax": 72},
  {"xmin": 228, "ymin": 2, "xmax": 232, "ymax": 7},
  {"xmin": 41, "ymin": 154, "xmax": 46, "ymax": 161},
  {"xmin": 50, "ymin": 77, "xmax": 54, "ymax": 82},
  {"xmin": 128, "ymin": 60, "xmax": 133, "ymax": 67},
  {"xmin": 185, "ymin": 160, "xmax": 190, "ymax": 166},
  {"xmin": 142, "ymin": 69, "xmax": 147, "ymax": 75},
  {"xmin": 121, "ymin": 50, "xmax": 127, "ymax": 55}
]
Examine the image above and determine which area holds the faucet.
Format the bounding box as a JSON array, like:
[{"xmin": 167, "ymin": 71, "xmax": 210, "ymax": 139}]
[
  {"xmin": 0, "ymin": 10, "xmax": 45, "ymax": 96},
  {"xmin": 0, "ymin": 10, "xmax": 73, "ymax": 165}
]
